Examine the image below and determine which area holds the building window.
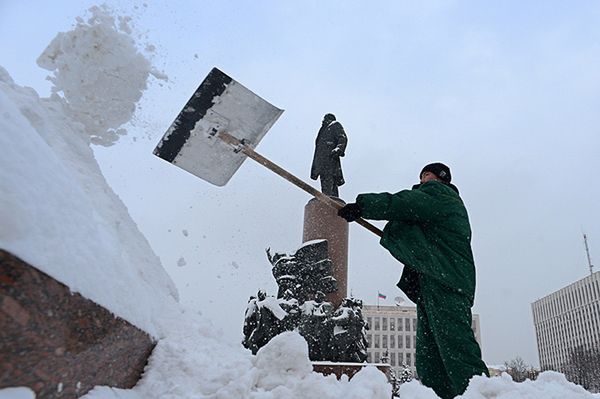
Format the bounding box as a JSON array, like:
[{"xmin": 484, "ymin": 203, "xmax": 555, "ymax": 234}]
[
  {"xmin": 375, "ymin": 335, "xmax": 380, "ymax": 348},
  {"xmin": 397, "ymin": 318, "xmax": 403, "ymax": 331},
  {"xmin": 383, "ymin": 335, "xmax": 388, "ymax": 348},
  {"xmin": 390, "ymin": 334, "xmax": 395, "ymax": 349},
  {"xmin": 406, "ymin": 335, "xmax": 411, "ymax": 349},
  {"xmin": 390, "ymin": 318, "xmax": 395, "ymax": 331},
  {"xmin": 398, "ymin": 335, "xmax": 403, "ymax": 348},
  {"xmin": 413, "ymin": 335, "xmax": 416, "ymax": 348},
  {"xmin": 407, "ymin": 353, "xmax": 412, "ymax": 366},
  {"xmin": 391, "ymin": 352, "xmax": 396, "ymax": 366},
  {"xmin": 375, "ymin": 352, "xmax": 380, "ymax": 362},
  {"xmin": 398, "ymin": 352, "xmax": 404, "ymax": 365},
  {"xmin": 413, "ymin": 318, "xmax": 417, "ymax": 331},
  {"xmin": 367, "ymin": 334, "xmax": 372, "ymax": 347},
  {"xmin": 375, "ymin": 317, "xmax": 380, "ymax": 331},
  {"xmin": 405, "ymin": 318, "xmax": 411, "ymax": 331},
  {"xmin": 367, "ymin": 352, "xmax": 371, "ymax": 363},
  {"xmin": 367, "ymin": 317, "xmax": 372, "ymax": 329},
  {"xmin": 383, "ymin": 317, "xmax": 388, "ymax": 331}
]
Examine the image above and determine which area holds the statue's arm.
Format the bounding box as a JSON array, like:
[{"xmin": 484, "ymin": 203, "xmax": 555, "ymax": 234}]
[{"xmin": 334, "ymin": 124, "xmax": 347, "ymax": 156}]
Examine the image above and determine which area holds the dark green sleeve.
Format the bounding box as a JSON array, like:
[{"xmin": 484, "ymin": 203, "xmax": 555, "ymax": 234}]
[{"xmin": 356, "ymin": 189, "xmax": 440, "ymax": 222}]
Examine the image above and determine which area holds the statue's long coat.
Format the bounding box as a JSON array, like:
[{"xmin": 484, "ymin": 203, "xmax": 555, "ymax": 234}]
[{"xmin": 310, "ymin": 120, "xmax": 347, "ymax": 186}]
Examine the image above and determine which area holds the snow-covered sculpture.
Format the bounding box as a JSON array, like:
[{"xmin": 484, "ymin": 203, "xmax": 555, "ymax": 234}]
[
  {"xmin": 299, "ymin": 291, "xmax": 334, "ymax": 360},
  {"xmin": 242, "ymin": 290, "xmax": 286, "ymax": 354},
  {"xmin": 267, "ymin": 240, "xmax": 337, "ymax": 302},
  {"xmin": 330, "ymin": 298, "xmax": 369, "ymax": 362},
  {"xmin": 278, "ymin": 289, "xmax": 301, "ymax": 332},
  {"xmin": 243, "ymin": 241, "xmax": 368, "ymax": 362}
]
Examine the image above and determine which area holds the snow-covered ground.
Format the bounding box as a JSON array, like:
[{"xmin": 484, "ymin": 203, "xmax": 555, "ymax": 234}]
[{"xmin": 1, "ymin": 6, "xmax": 599, "ymax": 399}]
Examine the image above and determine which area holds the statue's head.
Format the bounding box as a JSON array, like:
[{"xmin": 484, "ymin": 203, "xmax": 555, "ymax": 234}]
[
  {"xmin": 257, "ymin": 289, "xmax": 267, "ymax": 301},
  {"xmin": 315, "ymin": 291, "xmax": 326, "ymax": 303},
  {"xmin": 322, "ymin": 113, "xmax": 336, "ymax": 124}
]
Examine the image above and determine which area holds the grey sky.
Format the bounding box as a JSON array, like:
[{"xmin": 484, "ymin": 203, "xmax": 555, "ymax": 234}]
[{"xmin": 2, "ymin": 1, "xmax": 600, "ymax": 367}]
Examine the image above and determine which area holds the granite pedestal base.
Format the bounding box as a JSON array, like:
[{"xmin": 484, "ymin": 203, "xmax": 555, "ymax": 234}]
[
  {"xmin": 0, "ymin": 250, "xmax": 155, "ymax": 398},
  {"xmin": 302, "ymin": 197, "xmax": 348, "ymax": 307},
  {"xmin": 312, "ymin": 361, "xmax": 391, "ymax": 381}
]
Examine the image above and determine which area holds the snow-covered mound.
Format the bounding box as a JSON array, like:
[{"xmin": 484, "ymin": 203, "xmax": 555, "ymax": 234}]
[
  {"xmin": 1, "ymin": 5, "xmax": 599, "ymax": 399},
  {"xmin": 0, "ymin": 6, "xmax": 178, "ymax": 339},
  {"xmin": 84, "ymin": 328, "xmax": 392, "ymax": 399}
]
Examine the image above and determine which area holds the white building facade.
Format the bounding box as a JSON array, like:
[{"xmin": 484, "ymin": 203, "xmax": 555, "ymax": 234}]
[
  {"xmin": 531, "ymin": 271, "xmax": 600, "ymax": 372},
  {"xmin": 362, "ymin": 304, "xmax": 482, "ymax": 375}
]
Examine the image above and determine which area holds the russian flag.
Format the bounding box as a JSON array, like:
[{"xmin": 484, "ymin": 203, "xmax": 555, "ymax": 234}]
[{"xmin": 378, "ymin": 292, "xmax": 387, "ymax": 299}]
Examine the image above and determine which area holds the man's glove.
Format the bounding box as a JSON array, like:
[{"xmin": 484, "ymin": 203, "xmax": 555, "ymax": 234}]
[{"xmin": 338, "ymin": 203, "xmax": 362, "ymax": 222}]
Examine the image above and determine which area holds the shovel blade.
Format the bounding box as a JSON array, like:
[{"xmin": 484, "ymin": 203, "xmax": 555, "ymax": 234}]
[{"xmin": 153, "ymin": 68, "xmax": 284, "ymax": 186}]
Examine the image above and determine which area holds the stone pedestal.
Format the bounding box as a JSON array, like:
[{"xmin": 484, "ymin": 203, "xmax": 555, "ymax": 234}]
[
  {"xmin": 312, "ymin": 361, "xmax": 391, "ymax": 381},
  {"xmin": 302, "ymin": 198, "xmax": 348, "ymax": 307},
  {"xmin": 0, "ymin": 250, "xmax": 155, "ymax": 398}
]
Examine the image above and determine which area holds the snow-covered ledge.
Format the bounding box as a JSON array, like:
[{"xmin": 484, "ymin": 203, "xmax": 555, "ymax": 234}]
[{"xmin": 0, "ymin": 250, "xmax": 155, "ymax": 398}]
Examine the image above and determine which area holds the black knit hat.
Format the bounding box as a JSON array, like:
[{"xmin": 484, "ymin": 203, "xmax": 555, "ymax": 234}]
[{"xmin": 420, "ymin": 162, "xmax": 452, "ymax": 183}]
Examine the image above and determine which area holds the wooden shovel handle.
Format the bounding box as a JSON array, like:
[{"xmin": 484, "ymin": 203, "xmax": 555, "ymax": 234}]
[{"xmin": 218, "ymin": 131, "xmax": 383, "ymax": 238}]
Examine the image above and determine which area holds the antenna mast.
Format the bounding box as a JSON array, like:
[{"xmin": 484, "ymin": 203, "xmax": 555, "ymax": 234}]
[{"xmin": 583, "ymin": 233, "xmax": 594, "ymax": 275}]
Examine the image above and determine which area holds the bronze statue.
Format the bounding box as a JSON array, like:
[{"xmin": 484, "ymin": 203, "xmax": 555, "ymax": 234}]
[
  {"xmin": 267, "ymin": 241, "xmax": 337, "ymax": 302},
  {"xmin": 299, "ymin": 291, "xmax": 334, "ymax": 360},
  {"xmin": 244, "ymin": 242, "xmax": 369, "ymax": 362},
  {"xmin": 310, "ymin": 113, "xmax": 347, "ymax": 197},
  {"xmin": 330, "ymin": 298, "xmax": 368, "ymax": 362}
]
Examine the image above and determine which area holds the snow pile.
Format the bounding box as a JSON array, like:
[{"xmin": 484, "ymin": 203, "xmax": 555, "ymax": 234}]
[
  {"xmin": 0, "ymin": 8, "xmax": 178, "ymax": 339},
  {"xmin": 396, "ymin": 372, "xmax": 600, "ymax": 399},
  {"xmin": 1, "ymin": 5, "xmax": 600, "ymax": 399},
  {"xmin": 83, "ymin": 327, "xmax": 391, "ymax": 399},
  {"xmin": 461, "ymin": 371, "xmax": 598, "ymax": 398},
  {"xmin": 36, "ymin": 5, "xmax": 165, "ymax": 146},
  {"xmin": 80, "ymin": 322, "xmax": 600, "ymax": 399}
]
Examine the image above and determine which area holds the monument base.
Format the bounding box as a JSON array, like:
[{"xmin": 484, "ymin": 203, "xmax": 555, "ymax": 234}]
[
  {"xmin": 312, "ymin": 361, "xmax": 392, "ymax": 381},
  {"xmin": 302, "ymin": 197, "xmax": 348, "ymax": 307}
]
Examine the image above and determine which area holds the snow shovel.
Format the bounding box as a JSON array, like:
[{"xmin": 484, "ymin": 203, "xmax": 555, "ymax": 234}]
[{"xmin": 153, "ymin": 67, "xmax": 383, "ymax": 237}]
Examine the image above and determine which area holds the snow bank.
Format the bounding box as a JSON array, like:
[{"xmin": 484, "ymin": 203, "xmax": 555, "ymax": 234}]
[
  {"xmin": 83, "ymin": 325, "xmax": 391, "ymax": 399},
  {"xmin": 395, "ymin": 371, "xmax": 600, "ymax": 399},
  {"xmin": 460, "ymin": 371, "xmax": 598, "ymax": 398},
  {"xmin": 79, "ymin": 323, "xmax": 600, "ymax": 399},
  {"xmin": 0, "ymin": 7, "xmax": 178, "ymax": 339}
]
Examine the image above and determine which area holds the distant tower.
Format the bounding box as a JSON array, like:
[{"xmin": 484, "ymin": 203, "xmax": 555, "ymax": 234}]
[{"xmin": 583, "ymin": 233, "xmax": 594, "ymax": 276}]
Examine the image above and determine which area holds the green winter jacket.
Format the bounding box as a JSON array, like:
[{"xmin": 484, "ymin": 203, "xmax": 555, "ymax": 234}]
[{"xmin": 356, "ymin": 181, "xmax": 476, "ymax": 306}]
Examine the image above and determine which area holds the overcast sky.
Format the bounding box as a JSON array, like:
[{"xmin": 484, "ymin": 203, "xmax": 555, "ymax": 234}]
[{"xmin": 2, "ymin": 1, "xmax": 600, "ymax": 367}]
